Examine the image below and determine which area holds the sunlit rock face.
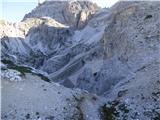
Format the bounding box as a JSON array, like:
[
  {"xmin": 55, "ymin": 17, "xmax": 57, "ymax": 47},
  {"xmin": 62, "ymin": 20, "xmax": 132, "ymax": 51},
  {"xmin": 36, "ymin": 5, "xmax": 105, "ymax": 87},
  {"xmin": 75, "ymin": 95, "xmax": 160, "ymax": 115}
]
[
  {"xmin": 23, "ymin": 1, "xmax": 100, "ymax": 29},
  {"xmin": 1, "ymin": 69, "xmax": 22, "ymax": 82},
  {"xmin": 1, "ymin": 1, "xmax": 160, "ymax": 120}
]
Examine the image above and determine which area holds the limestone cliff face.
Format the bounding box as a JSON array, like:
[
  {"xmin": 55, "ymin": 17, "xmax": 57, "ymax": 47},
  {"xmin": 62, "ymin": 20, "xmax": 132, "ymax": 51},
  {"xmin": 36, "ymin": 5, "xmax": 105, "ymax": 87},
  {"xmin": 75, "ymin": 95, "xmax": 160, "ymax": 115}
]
[
  {"xmin": 1, "ymin": 1, "xmax": 160, "ymax": 120},
  {"xmin": 23, "ymin": 1, "xmax": 100, "ymax": 29}
]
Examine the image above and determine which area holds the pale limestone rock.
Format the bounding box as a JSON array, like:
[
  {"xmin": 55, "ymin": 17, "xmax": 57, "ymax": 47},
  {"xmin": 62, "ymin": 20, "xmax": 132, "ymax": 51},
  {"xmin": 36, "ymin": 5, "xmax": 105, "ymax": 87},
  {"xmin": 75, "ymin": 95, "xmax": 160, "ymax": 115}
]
[
  {"xmin": 1, "ymin": 69, "xmax": 22, "ymax": 82},
  {"xmin": 1, "ymin": 1, "xmax": 160, "ymax": 120}
]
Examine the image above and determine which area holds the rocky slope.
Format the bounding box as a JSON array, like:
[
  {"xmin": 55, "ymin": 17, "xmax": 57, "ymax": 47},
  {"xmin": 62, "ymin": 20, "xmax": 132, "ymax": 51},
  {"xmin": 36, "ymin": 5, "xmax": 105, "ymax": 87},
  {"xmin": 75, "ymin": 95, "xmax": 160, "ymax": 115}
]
[
  {"xmin": 1, "ymin": 1, "xmax": 160, "ymax": 120},
  {"xmin": 2, "ymin": 73, "xmax": 104, "ymax": 120}
]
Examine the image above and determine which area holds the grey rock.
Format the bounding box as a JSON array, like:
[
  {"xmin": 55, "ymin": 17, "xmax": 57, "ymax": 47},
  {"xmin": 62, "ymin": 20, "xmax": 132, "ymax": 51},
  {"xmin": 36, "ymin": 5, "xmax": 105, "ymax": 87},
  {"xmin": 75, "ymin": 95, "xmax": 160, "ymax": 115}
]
[
  {"xmin": 1, "ymin": 1, "xmax": 160, "ymax": 120},
  {"xmin": 23, "ymin": 1, "xmax": 100, "ymax": 29}
]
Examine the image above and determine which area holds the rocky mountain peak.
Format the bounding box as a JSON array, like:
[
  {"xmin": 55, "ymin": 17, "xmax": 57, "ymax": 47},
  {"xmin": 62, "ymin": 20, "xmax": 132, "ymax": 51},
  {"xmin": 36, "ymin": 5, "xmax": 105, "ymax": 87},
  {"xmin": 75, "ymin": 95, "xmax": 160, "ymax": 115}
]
[{"xmin": 23, "ymin": 0, "xmax": 100, "ymax": 29}]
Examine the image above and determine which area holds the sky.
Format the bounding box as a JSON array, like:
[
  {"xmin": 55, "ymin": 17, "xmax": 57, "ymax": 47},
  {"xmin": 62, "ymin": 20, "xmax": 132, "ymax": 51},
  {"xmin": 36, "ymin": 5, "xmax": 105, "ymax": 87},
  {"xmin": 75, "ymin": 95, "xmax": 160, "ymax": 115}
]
[{"xmin": 0, "ymin": 0, "xmax": 119, "ymax": 22}]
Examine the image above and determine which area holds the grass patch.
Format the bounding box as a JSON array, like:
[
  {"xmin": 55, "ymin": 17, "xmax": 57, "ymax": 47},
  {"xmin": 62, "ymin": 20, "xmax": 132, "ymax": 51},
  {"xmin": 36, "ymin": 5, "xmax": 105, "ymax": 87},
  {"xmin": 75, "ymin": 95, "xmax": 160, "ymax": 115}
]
[
  {"xmin": 154, "ymin": 116, "xmax": 160, "ymax": 120},
  {"xmin": 1, "ymin": 59, "xmax": 32, "ymax": 76},
  {"xmin": 34, "ymin": 73, "xmax": 51, "ymax": 82},
  {"xmin": 1, "ymin": 59, "xmax": 51, "ymax": 82},
  {"xmin": 100, "ymin": 104, "xmax": 119, "ymax": 120},
  {"xmin": 99, "ymin": 100, "xmax": 122, "ymax": 120},
  {"xmin": 11, "ymin": 66, "xmax": 32, "ymax": 76},
  {"xmin": 154, "ymin": 113, "xmax": 160, "ymax": 120},
  {"xmin": 1, "ymin": 59, "xmax": 15, "ymax": 66},
  {"xmin": 73, "ymin": 95, "xmax": 85, "ymax": 120}
]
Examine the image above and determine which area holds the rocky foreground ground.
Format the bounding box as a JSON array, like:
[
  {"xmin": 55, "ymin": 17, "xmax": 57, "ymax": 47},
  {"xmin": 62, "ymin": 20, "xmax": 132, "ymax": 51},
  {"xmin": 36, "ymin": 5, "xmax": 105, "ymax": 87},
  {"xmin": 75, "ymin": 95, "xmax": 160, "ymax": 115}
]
[{"xmin": 1, "ymin": 1, "xmax": 160, "ymax": 120}]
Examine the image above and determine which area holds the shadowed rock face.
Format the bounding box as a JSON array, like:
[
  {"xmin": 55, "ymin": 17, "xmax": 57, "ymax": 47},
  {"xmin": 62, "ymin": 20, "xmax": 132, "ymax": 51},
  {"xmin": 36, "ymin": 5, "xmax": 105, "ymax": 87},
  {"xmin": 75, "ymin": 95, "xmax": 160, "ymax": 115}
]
[{"xmin": 1, "ymin": 1, "xmax": 160, "ymax": 119}]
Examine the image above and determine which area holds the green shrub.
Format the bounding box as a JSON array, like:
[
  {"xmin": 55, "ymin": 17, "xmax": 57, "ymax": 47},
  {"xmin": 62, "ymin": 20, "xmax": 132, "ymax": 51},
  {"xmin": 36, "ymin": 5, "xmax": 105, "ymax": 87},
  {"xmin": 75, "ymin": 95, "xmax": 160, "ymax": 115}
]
[
  {"xmin": 1, "ymin": 59, "xmax": 32, "ymax": 76},
  {"xmin": 154, "ymin": 114, "xmax": 160, "ymax": 120},
  {"xmin": 144, "ymin": 15, "xmax": 152, "ymax": 20},
  {"xmin": 100, "ymin": 104, "xmax": 119, "ymax": 120},
  {"xmin": 1, "ymin": 59, "xmax": 51, "ymax": 82}
]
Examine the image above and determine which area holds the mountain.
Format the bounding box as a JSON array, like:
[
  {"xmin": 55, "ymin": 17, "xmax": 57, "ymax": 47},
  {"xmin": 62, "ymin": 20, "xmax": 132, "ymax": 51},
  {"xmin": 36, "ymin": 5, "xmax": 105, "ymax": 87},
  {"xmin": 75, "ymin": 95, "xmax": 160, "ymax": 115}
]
[
  {"xmin": 1, "ymin": 1, "xmax": 160, "ymax": 120},
  {"xmin": 23, "ymin": 1, "xmax": 100, "ymax": 29}
]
